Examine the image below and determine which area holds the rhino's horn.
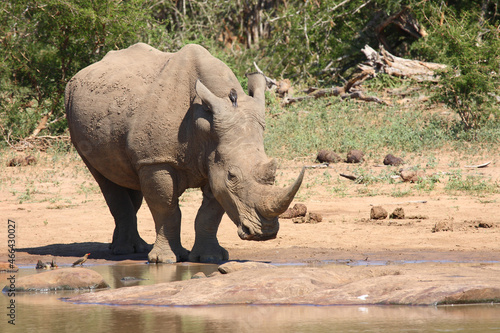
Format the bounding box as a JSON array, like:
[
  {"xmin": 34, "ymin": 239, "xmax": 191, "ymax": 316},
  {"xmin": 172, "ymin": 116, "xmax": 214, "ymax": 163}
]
[{"xmin": 257, "ymin": 167, "xmax": 305, "ymax": 218}]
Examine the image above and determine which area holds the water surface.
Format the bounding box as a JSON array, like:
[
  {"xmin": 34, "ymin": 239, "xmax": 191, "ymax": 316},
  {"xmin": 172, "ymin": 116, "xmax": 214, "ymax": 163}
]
[{"xmin": 2, "ymin": 263, "xmax": 500, "ymax": 332}]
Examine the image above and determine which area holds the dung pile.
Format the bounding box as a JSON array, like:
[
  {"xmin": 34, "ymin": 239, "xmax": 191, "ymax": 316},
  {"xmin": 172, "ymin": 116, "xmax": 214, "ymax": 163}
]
[{"xmin": 280, "ymin": 203, "xmax": 323, "ymax": 224}]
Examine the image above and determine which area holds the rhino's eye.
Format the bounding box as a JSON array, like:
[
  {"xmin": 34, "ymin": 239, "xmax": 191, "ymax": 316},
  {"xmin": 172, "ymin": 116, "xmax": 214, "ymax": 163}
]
[
  {"xmin": 228, "ymin": 170, "xmax": 237, "ymax": 181},
  {"xmin": 227, "ymin": 166, "xmax": 242, "ymax": 185}
]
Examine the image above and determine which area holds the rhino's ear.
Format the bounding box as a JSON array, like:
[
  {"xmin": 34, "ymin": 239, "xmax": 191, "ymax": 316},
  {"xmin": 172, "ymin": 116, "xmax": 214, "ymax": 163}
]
[
  {"xmin": 246, "ymin": 73, "xmax": 266, "ymax": 107},
  {"xmin": 196, "ymin": 80, "xmax": 223, "ymax": 113}
]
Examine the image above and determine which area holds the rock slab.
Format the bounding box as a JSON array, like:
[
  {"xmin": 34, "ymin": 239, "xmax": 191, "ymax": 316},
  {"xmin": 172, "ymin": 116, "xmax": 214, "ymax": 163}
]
[
  {"xmin": 3, "ymin": 268, "xmax": 109, "ymax": 292},
  {"xmin": 0, "ymin": 262, "xmax": 17, "ymax": 272},
  {"xmin": 218, "ymin": 261, "xmax": 276, "ymax": 274},
  {"xmin": 67, "ymin": 263, "xmax": 500, "ymax": 306}
]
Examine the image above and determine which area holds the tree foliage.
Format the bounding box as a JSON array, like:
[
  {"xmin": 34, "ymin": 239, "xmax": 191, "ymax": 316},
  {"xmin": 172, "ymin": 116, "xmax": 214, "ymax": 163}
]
[
  {"xmin": 410, "ymin": 1, "xmax": 500, "ymax": 130},
  {"xmin": 0, "ymin": 0, "xmax": 149, "ymax": 139},
  {"xmin": 0, "ymin": 0, "xmax": 499, "ymax": 142}
]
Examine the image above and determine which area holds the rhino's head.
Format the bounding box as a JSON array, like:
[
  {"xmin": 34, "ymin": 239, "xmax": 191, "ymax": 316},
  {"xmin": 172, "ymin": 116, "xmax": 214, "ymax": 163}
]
[{"xmin": 195, "ymin": 73, "xmax": 304, "ymax": 241}]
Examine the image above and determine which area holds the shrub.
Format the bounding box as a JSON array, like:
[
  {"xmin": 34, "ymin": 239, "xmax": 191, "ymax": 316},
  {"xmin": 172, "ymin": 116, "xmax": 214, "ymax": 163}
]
[
  {"xmin": 410, "ymin": 2, "xmax": 500, "ymax": 130},
  {"xmin": 0, "ymin": 0, "xmax": 150, "ymax": 141}
]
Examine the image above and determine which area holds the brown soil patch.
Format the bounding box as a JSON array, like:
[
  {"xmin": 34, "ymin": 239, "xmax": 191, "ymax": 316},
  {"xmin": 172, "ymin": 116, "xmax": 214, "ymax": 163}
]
[{"xmin": 1, "ymin": 150, "xmax": 499, "ymax": 268}]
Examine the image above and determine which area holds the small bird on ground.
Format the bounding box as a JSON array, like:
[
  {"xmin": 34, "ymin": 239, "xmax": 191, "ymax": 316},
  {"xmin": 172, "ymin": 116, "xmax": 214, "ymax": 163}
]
[
  {"xmin": 36, "ymin": 258, "xmax": 59, "ymax": 269},
  {"xmin": 36, "ymin": 260, "xmax": 50, "ymax": 269},
  {"xmin": 72, "ymin": 253, "xmax": 91, "ymax": 267}
]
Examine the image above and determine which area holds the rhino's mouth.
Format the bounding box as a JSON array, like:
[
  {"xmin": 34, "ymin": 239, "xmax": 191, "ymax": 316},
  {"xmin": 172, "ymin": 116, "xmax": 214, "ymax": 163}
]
[{"xmin": 237, "ymin": 214, "xmax": 279, "ymax": 241}]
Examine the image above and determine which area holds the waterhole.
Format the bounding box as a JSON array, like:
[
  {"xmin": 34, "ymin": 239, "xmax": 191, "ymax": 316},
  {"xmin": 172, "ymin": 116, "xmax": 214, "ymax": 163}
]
[{"xmin": 2, "ymin": 262, "xmax": 500, "ymax": 332}]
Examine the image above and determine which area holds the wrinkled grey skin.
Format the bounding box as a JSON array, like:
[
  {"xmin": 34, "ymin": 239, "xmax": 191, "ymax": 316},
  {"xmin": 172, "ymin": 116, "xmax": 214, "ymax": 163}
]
[{"xmin": 65, "ymin": 43, "xmax": 304, "ymax": 263}]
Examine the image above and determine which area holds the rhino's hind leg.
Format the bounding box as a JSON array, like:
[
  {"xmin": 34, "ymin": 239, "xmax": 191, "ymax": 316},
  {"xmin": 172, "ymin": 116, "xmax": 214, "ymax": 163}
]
[
  {"xmin": 84, "ymin": 163, "xmax": 149, "ymax": 255},
  {"xmin": 189, "ymin": 185, "xmax": 229, "ymax": 263},
  {"xmin": 109, "ymin": 188, "xmax": 150, "ymax": 254}
]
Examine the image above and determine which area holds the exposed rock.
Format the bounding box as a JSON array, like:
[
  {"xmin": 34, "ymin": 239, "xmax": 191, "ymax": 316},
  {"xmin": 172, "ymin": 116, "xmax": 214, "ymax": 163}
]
[
  {"xmin": 208, "ymin": 271, "xmax": 222, "ymax": 278},
  {"xmin": 346, "ymin": 150, "xmax": 364, "ymax": 163},
  {"xmin": 68, "ymin": 263, "xmax": 500, "ymax": 306},
  {"xmin": 0, "ymin": 262, "xmax": 17, "ymax": 272},
  {"xmin": 191, "ymin": 272, "xmax": 207, "ymax": 279},
  {"xmin": 280, "ymin": 203, "xmax": 307, "ymax": 219},
  {"xmin": 218, "ymin": 261, "xmax": 276, "ymax": 274},
  {"xmin": 3, "ymin": 268, "xmax": 108, "ymax": 292},
  {"xmin": 390, "ymin": 207, "xmax": 405, "ymax": 219},
  {"xmin": 370, "ymin": 206, "xmax": 388, "ymax": 220},
  {"xmin": 383, "ymin": 154, "xmax": 404, "ymax": 166},
  {"xmin": 316, "ymin": 150, "xmax": 342, "ymax": 164},
  {"xmin": 400, "ymin": 169, "xmax": 425, "ymax": 183}
]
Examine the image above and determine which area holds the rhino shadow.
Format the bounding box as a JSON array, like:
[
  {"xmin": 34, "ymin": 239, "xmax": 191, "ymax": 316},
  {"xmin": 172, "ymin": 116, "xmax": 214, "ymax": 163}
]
[
  {"xmin": 16, "ymin": 244, "xmax": 266, "ymax": 264},
  {"xmin": 17, "ymin": 242, "xmax": 150, "ymax": 261}
]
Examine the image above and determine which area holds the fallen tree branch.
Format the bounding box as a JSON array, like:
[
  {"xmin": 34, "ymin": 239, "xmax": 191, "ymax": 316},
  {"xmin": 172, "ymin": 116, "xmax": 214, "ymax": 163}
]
[
  {"xmin": 253, "ymin": 62, "xmax": 277, "ymax": 89},
  {"xmin": 282, "ymin": 87, "xmax": 343, "ymax": 105},
  {"xmin": 281, "ymin": 70, "xmax": 387, "ymax": 106},
  {"xmin": 12, "ymin": 135, "xmax": 71, "ymax": 152},
  {"xmin": 464, "ymin": 161, "xmax": 491, "ymax": 168},
  {"xmin": 370, "ymin": 200, "xmax": 427, "ymax": 206},
  {"xmin": 360, "ymin": 44, "xmax": 446, "ymax": 81},
  {"xmin": 305, "ymin": 163, "xmax": 330, "ymax": 169},
  {"xmin": 30, "ymin": 113, "xmax": 52, "ymax": 138},
  {"xmin": 341, "ymin": 90, "xmax": 389, "ymax": 105},
  {"xmin": 340, "ymin": 173, "xmax": 358, "ymax": 181},
  {"xmin": 280, "ymin": 44, "xmax": 442, "ymax": 107}
]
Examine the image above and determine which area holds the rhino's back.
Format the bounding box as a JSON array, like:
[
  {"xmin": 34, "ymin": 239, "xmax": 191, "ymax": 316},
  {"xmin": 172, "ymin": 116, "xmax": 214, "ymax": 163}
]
[
  {"xmin": 66, "ymin": 43, "xmax": 243, "ymax": 190},
  {"xmin": 66, "ymin": 43, "xmax": 174, "ymax": 189}
]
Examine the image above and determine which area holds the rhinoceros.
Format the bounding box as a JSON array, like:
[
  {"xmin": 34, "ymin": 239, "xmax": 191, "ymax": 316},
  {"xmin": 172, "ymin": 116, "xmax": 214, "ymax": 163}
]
[{"xmin": 65, "ymin": 43, "xmax": 304, "ymax": 263}]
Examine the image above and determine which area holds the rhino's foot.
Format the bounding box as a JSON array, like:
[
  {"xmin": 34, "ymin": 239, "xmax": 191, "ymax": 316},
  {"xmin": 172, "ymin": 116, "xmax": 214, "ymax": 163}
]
[
  {"xmin": 148, "ymin": 245, "xmax": 190, "ymax": 264},
  {"xmin": 111, "ymin": 236, "xmax": 150, "ymax": 255},
  {"xmin": 189, "ymin": 241, "xmax": 229, "ymax": 263}
]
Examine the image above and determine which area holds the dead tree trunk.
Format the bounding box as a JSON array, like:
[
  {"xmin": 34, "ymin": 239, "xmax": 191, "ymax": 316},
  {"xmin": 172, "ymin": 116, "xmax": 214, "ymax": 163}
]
[
  {"xmin": 358, "ymin": 45, "xmax": 447, "ymax": 82},
  {"xmin": 375, "ymin": 6, "xmax": 428, "ymax": 54}
]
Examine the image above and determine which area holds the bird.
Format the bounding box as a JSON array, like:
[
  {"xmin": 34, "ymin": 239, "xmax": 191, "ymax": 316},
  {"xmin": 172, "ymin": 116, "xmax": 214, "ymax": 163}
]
[
  {"xmin": 36, "ymin": 258, "xmax": 59, "ymax": 269},
  {"xmin": 72, "ymin": 253, "xmax": 91, "ymax": 267},
  {"xmin": 228, "ymin": 88, "xmax": 238, "ymax": 107},
  {"xmin": 36, "ymin": 260, "xmax": 50, "ymax": 269}
]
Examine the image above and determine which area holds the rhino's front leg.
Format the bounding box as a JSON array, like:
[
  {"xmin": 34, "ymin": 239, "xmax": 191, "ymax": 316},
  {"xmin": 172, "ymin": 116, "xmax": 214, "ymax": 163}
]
[
  {"xmin": 139, "ymin": 165, "xmax": 190, "ymax": 263},
  {"xmin": 148, "ymin": 205, "xmax": 190, "ymax": 263},
  {"xmin": 189, "ymin": 185, "xmax": 229, "ymax": 263}
]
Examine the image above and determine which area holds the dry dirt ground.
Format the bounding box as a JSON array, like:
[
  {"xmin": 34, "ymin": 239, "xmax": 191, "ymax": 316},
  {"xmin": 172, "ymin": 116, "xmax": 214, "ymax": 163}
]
[{"xmin": 1, "ymin": 149, "xmax": 499, "ymax": 269}]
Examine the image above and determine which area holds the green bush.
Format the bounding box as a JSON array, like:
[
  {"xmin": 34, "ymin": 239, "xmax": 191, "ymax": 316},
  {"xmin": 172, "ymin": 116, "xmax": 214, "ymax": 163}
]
[
  {"xmin": 410, "ymin": 2, "xmax": 500, "ymax": 130},
  {"xmin": 0, "ymin": 0, "xmax": 149, "ymax": 140},
  {"xmin": 1, "ymin": 0, "xmax": 499, "ymax": 148}
]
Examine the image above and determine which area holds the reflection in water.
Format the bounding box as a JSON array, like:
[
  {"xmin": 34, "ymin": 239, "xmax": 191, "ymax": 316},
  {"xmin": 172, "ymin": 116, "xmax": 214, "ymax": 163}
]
[
  {"xmin": 1, "ymin": 264, "xmax": 500, "ymax": 332},
  {"xmin": 90, "ymin": 262, "xmax": 219, "ymax": 289}
]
